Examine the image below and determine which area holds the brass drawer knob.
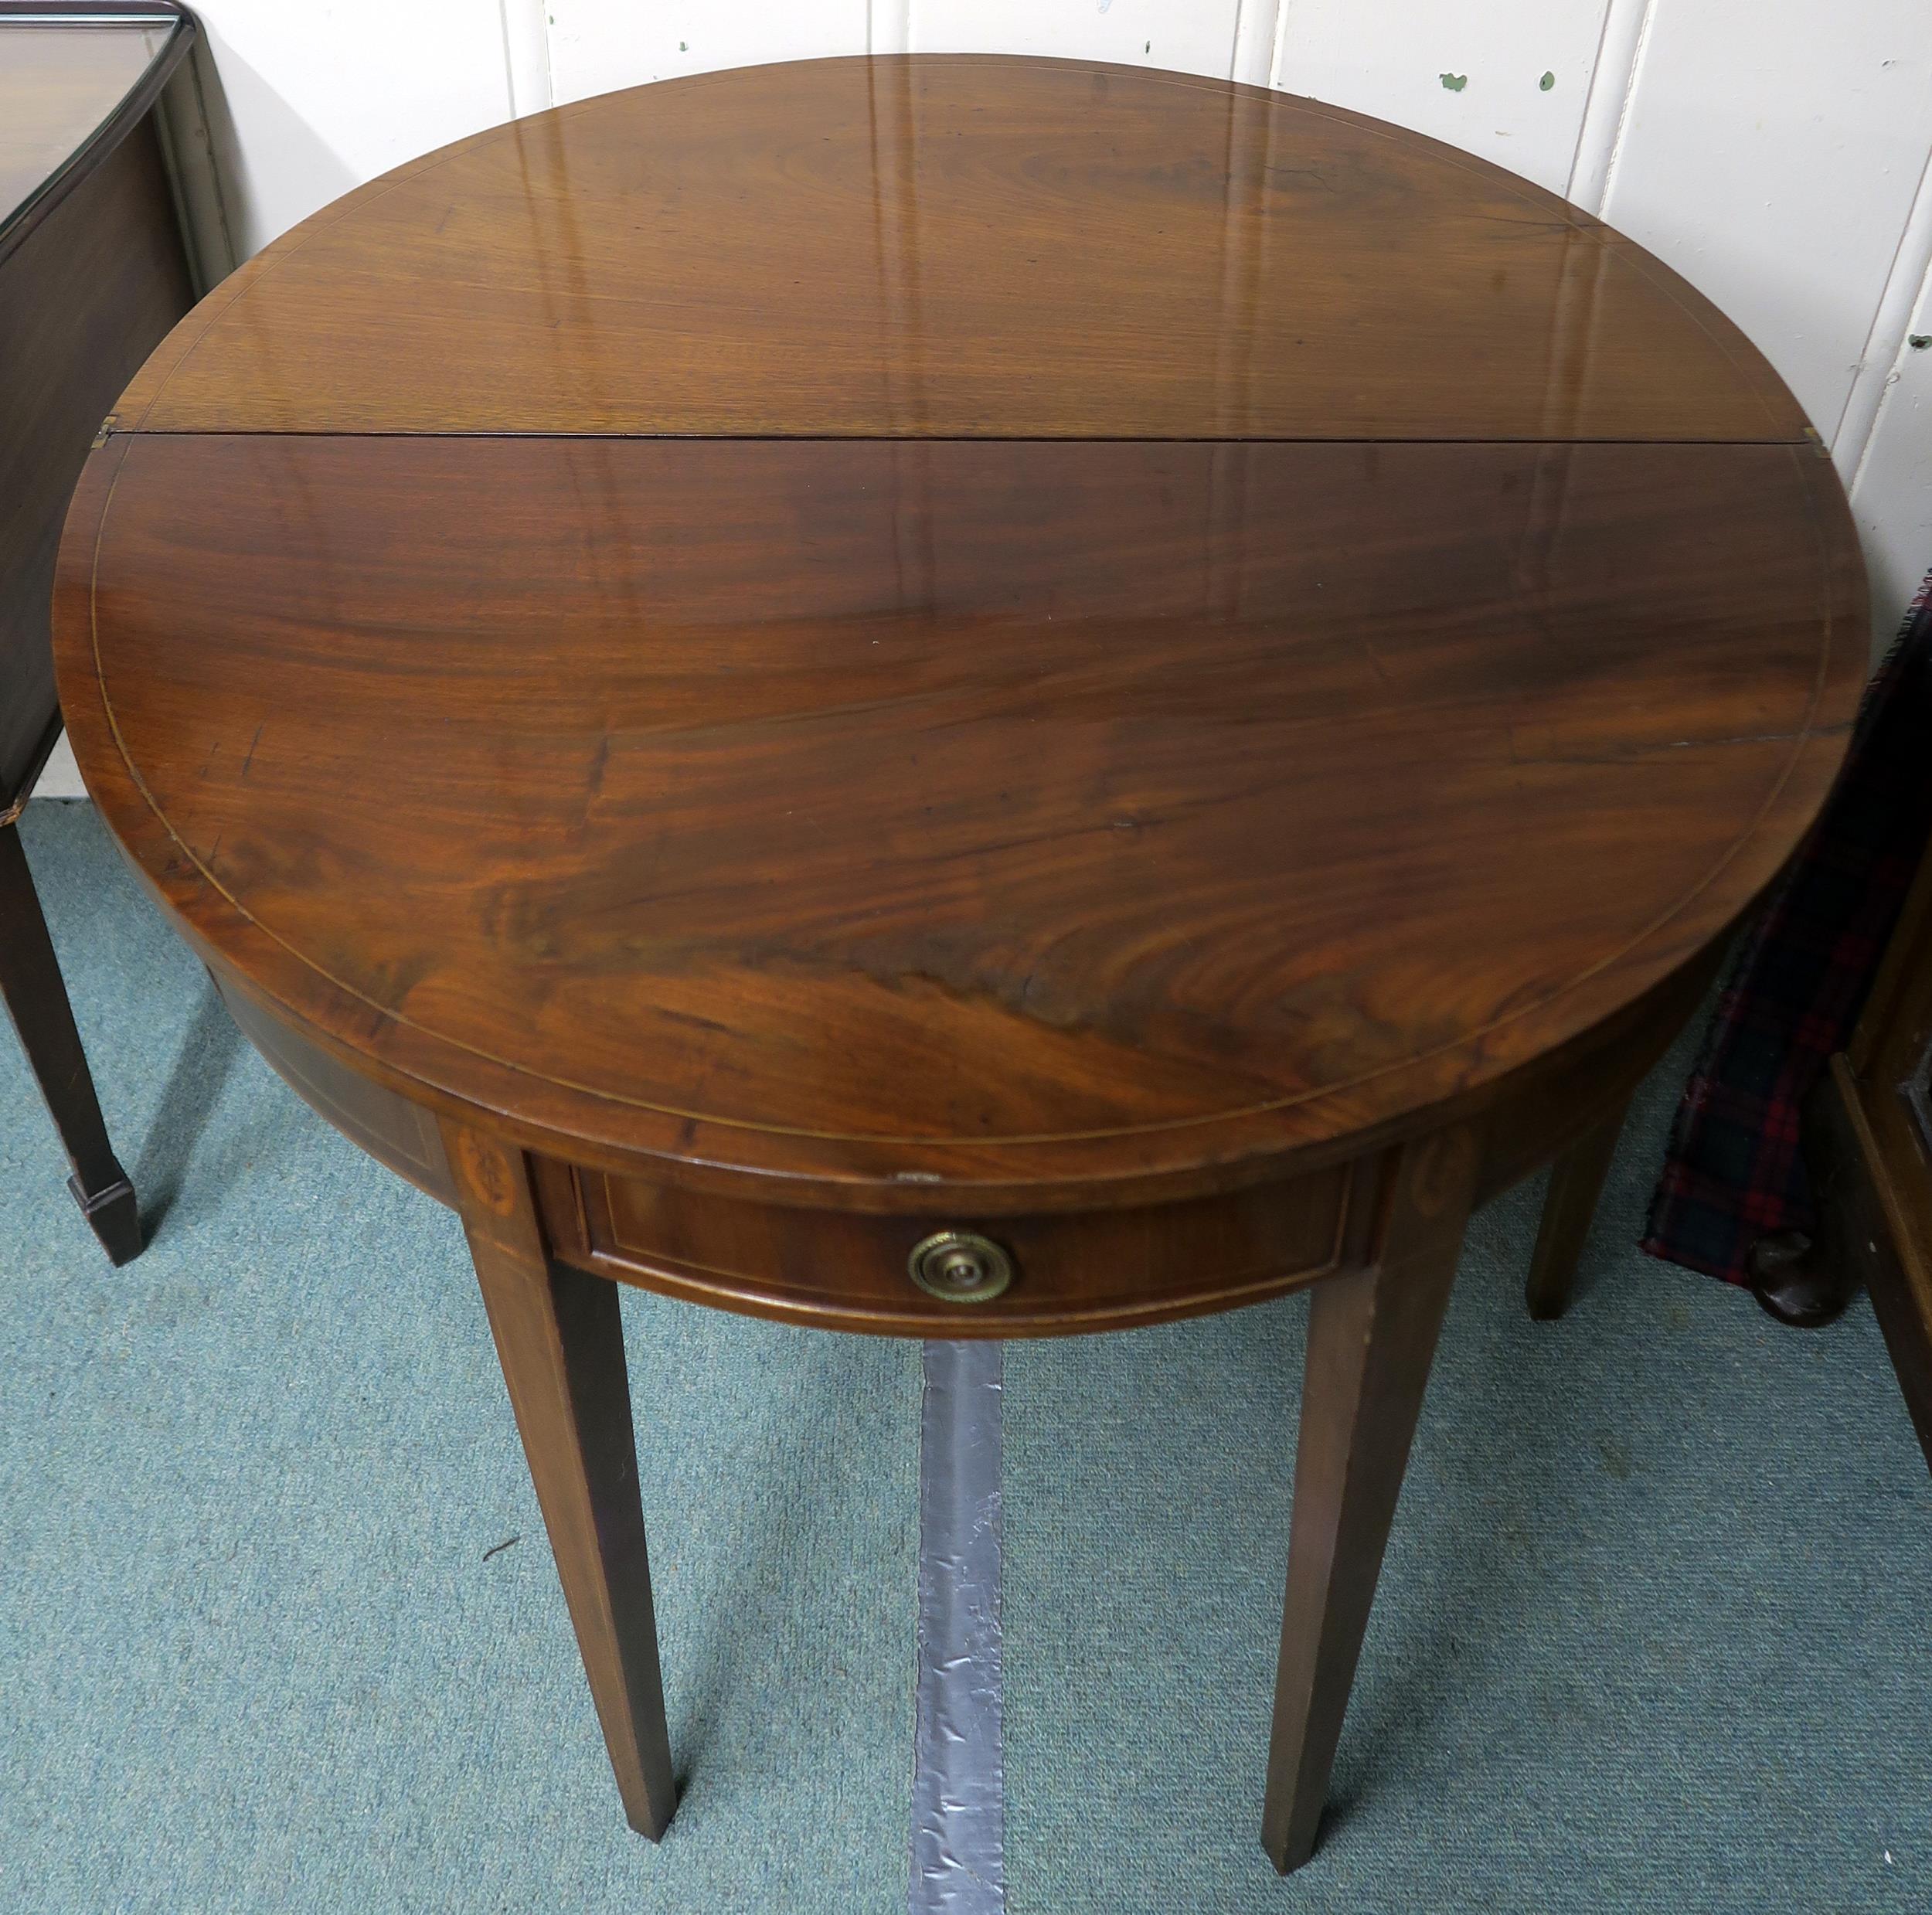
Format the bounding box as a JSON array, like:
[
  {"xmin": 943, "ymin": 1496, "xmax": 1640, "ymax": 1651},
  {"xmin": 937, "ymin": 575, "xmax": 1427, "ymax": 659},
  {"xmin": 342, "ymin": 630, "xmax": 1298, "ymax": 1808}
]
[{"xmin": 907, "ymin": 1230, "xmax": 1014, "ymax": 1304}]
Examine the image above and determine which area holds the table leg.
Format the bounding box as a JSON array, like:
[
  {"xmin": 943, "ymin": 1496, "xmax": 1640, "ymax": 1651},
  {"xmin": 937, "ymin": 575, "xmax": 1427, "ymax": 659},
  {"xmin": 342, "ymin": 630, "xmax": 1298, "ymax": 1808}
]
[
  {"xmin": 440, "ymin": 1117, "xmax": 677, "ymax": 1839},
  {"xmin": 1524, "ymin": 1090, "xmax": 1631, "ymax": 1321},
  {"xmin": 1261, "ymin": 1128, "xmax": 1476, "ymax": 1874},
  {"xmin": 0, "ymin": 819, "xmax": 141, "ymax": 1264}
]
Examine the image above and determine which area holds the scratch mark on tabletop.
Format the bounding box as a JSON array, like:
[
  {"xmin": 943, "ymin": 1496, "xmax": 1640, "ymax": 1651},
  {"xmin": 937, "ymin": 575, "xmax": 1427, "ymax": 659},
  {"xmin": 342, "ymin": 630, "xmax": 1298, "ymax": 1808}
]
[
  {"xmin": 1267, "ymin": 162, "xmax": 1339, "ymax": 192},
  {"xmin": 241, "ymin": 722, "xmax": 265, "ymax": 778}
]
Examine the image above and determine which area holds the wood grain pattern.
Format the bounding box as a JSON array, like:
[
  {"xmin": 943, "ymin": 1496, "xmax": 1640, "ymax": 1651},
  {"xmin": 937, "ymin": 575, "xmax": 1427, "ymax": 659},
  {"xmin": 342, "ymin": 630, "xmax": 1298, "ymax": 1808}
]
[
  {"xmin": 194, "ymin": 920, "xmax": 1706, "ymax": 1342},
  {"xmin": 61, "ymin": 430, "xmax": 1862, "ymax": 1215},
  {"xmin": 550, "ymin": 1150, "xmax": 1366, "ymax": 1338},
  {"xmin": 159, "ymin": 923, "xmax": 1707, "ymax": 1339},
  {"xmin": 213, "ymin": 967, "xmax": 455, "ymax": 1206},
  {"xmin": 444, "ymin": 1117, "xmax": 676, "ymax": 1838},
  {"xmin": 111, "ymin": 56, "xmax": 1808, "ymax": 443},
  {"xmin": 1261, "ymin": 1124, "xmax": 1476, "ymax": 1872}
]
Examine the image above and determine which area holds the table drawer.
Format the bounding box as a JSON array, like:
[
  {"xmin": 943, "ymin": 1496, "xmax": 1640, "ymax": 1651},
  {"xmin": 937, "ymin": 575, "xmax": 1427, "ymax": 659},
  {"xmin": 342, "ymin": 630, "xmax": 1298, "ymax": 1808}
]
[{"xmin": 536, "ymin": 1155, "xmax": 1383, "ymax": 1338}]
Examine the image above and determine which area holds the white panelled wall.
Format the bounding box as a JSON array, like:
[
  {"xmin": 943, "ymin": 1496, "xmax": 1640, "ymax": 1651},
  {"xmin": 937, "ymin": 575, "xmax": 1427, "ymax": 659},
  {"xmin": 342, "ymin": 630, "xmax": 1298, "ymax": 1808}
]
[{"xmin": 32, "ymin": 0, "xmax": 1932, "ymax": 792}]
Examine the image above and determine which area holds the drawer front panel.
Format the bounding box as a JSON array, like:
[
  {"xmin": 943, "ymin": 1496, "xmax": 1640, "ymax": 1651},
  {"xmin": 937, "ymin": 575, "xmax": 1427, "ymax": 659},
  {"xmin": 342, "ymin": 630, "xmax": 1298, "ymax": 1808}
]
[{"xmin": 539, "ymin": 1156, "xmax": 1379, "ymax": 1338}]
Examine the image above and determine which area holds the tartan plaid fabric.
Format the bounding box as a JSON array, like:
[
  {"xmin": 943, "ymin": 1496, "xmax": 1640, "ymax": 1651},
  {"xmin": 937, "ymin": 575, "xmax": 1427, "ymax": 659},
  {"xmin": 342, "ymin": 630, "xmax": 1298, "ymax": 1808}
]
[{"xmin": 1644, "ymin": 566, "xmax": 1932, "ymax": 1284}]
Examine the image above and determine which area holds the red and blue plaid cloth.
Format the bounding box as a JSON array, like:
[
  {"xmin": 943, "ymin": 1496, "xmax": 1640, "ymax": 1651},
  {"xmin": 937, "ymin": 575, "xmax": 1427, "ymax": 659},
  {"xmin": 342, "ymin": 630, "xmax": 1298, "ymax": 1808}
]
[{"xmin": 1645, "ymin": 567, "xmax": 1932, "ymax": 1284}]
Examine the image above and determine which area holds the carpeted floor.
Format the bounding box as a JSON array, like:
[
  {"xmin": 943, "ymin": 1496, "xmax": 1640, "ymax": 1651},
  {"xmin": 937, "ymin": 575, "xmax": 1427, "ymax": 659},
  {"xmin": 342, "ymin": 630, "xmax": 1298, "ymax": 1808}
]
[{"xmin": 2, "ymin": 798, "xmax": 1927, "ymax": 1913}]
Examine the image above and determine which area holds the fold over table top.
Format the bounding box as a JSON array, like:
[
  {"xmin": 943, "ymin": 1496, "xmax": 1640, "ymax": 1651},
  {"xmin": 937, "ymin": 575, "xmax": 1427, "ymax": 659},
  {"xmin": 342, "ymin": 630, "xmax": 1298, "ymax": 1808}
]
[{"xmin": 56, "ymin": 56, "xmax": 1866, "ymax": 1209}]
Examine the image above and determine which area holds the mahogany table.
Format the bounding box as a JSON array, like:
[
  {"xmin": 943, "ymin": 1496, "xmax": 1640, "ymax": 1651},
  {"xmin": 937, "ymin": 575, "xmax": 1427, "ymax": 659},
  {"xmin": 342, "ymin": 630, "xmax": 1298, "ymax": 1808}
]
[
  {"xmin": 2, "ymin": 0, "xmax": 197, "ymax": 1264},
  {"xmin": 55, "ymin": 56, "xmax": 1865, "ymax": 1874}
]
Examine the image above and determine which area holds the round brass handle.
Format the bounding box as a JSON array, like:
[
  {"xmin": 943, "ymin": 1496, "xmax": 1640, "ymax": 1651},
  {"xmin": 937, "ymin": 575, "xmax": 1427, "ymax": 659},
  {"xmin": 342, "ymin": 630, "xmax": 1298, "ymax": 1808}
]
[{"xmin": 907, "ymin": 1230, "xmax": 1014, "ymax": 1304}]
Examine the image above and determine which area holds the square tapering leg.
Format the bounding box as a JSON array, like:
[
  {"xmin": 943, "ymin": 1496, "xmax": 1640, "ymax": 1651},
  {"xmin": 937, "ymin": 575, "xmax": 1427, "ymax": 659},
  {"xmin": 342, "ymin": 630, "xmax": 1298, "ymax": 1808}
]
[
  {"xmin": 440, "ymin": 1117, "xmax": 677, "ymax": 1839},
  {"xmin": 1525, "ymin": 1091, "xmax": 1632, "ymax": 1321},
  {"xmin": 1261, "ymin": 1128, "xmax": 1476, "ymax": 1874},
  {"xmin": 0, "ymin": 821, "xmax": 141, "ymax": 1264}
]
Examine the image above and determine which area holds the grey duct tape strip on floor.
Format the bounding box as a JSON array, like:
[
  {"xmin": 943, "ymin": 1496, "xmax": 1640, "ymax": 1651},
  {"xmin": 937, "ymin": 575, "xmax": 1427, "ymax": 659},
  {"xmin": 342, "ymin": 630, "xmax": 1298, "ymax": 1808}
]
[{"xmin": 910, "ymin": 1339, "xmax": 1005, "ymax": 1915}]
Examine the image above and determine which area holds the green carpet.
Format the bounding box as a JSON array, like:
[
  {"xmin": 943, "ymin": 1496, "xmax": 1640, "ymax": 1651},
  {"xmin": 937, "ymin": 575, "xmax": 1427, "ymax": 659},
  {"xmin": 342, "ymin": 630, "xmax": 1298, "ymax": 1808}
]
[{"xmin": 4, "ymin": 799, "xmax": 1928, "ymax": 1912}]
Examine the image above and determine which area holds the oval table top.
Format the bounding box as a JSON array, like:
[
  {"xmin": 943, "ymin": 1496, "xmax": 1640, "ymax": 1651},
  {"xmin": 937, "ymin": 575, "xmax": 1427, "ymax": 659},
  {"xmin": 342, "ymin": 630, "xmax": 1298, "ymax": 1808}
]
[{"xmin": 56, "ymin": 55, "xmax": 1866, "ymax": 1214}]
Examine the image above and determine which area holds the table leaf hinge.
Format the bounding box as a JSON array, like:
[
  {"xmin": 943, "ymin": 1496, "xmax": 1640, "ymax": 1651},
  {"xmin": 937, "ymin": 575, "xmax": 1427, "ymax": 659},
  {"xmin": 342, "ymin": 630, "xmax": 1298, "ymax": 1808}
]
[{"xmin": 93, "ymin": 413, "xmax": 118, "ymax": 449}]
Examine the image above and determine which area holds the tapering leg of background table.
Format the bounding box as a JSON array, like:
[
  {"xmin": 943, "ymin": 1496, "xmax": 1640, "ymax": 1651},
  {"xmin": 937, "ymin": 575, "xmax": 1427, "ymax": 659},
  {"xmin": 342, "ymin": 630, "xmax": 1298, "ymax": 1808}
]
[
  {"xmin": 1261, "ymin": 1129, "xmax": 1476, "ymax": 1874},
  {"xmin": 1525, "ymin": 1090, "xmax": 1632, "ymax": 1321},
  {"xmin": 440, "ymin": 1117, "xmax": 677, "ymax": 1840},
  {"xmin": 0, "ymin": 820, "xmax": 141, "ymax": 1264}
]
